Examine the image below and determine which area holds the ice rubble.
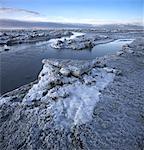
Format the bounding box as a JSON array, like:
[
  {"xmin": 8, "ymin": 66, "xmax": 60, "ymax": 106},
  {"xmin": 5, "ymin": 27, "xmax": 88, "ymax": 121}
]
[
  {"xmin": 0, "ymin": 30, "xmax": 73, "ymax": 46},
  {"xmin": 50, "ymin": 32, "xmax": 113, "ymax": 50},
  {"xmin": 49, "ymin": 32, "xmax": 86, "ymax": 49},
  {"xmin": 23, "ymin": 59, "xmax": 116, "ymax": 127}
]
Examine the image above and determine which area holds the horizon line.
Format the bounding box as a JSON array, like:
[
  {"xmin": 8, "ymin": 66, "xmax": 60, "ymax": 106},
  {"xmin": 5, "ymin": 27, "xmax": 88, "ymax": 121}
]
[{"xmin": 0, "ymin": 18, "xmax": 143, "ymax": 26}]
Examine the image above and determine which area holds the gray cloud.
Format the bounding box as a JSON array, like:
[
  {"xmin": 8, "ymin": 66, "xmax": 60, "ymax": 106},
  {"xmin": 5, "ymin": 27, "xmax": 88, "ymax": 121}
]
[{"xmin": 0, "ymin": 7, "xmax": 40, "ymax": 16}]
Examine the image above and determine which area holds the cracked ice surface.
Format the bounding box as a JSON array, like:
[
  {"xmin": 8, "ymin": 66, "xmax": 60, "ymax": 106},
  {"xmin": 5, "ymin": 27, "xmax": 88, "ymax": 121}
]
[{"xmin": 23, "ymin": 59, "xmax": 115, "ymax": 127}]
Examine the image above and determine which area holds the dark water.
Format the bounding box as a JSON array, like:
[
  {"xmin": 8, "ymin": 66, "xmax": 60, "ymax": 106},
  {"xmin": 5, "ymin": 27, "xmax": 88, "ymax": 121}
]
[{"xmin": 0, "ymin": 39, "xmax": 133, "ymax": 94}]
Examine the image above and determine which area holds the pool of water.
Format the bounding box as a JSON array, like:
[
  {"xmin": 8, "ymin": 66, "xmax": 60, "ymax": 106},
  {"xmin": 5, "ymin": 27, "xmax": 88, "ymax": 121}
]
[{"xmin": 0, "ymin": 38, "xmax": 133, "ymax": 94}]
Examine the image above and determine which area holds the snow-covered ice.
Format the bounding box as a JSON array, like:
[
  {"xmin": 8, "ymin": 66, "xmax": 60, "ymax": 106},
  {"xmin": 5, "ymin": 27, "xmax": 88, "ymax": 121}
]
[
  {"xmin": 23, "ymin": 59, "xmax": 116, "ymax": 127},
  {"xmin": 49, "ymin": 32, "xmax": 85, "ymax": 49}
]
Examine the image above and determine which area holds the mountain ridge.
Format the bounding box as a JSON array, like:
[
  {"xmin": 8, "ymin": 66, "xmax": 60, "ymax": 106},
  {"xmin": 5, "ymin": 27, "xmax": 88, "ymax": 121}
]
[{"xmin": 0, "ymin": 19, "xmax": 143, "ymax": 29}]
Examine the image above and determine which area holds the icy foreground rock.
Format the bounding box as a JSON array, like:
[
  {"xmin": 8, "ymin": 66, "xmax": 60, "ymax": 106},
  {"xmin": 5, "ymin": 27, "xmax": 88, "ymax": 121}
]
[{"xmin": 23, "ymin": 59, "xmax": 115, "ymax": 126}]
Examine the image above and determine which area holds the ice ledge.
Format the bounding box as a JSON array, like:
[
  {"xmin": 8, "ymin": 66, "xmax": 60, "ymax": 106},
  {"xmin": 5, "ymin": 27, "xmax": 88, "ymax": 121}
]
[{"xmin": 22, "ymin": 58, "xmax": 117, "ymax": 127}]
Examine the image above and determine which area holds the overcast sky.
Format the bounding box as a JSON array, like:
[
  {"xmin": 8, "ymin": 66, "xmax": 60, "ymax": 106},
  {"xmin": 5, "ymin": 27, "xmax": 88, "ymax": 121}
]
[{"xmin": 0, "ymin": 0, "xmax": 143, "ymax": 24}]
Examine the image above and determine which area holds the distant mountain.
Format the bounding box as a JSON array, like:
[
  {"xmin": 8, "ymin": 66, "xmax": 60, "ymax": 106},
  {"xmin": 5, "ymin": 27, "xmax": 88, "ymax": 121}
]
[
  {"xmin": 93, "ymin": 24, "xmax": 144, "ymax": 30},
  {"xmin": 0, "ymin": 19, "xmax": 143, "ymax": 30},
  {"xmin": 0, "ymin": 19, "xmax": 92, "ymax": 29}
]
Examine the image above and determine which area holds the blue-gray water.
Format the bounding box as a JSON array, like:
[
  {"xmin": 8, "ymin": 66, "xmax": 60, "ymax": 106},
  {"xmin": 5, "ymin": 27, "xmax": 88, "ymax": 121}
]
[{"xmin": 0, "ymin": 39, "xmax": 133, "ymax": 94}]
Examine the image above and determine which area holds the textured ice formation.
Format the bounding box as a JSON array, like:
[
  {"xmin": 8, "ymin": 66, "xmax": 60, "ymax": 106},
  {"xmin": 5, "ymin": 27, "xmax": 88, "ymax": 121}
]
[
  {"xmin": 49, "ymin": 32, "xmax": 85, "ymax": 49},
  {"xmin": 23, "ymin": 59, "xmax": 115, "ymax": 127},
  {"xmin": 50, "ymin": 32, "xmax": 114, "ymax": 50}
]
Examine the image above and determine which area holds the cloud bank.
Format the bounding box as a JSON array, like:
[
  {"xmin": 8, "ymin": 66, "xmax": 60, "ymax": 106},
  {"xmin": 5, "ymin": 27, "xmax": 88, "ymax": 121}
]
[
  {"xmin": 0, "ymin": 7, "xmax": 40, "ymax": 15},
  {"xmin": 0, "ymin": 7, "xmax": 49, "ymax": 22}
]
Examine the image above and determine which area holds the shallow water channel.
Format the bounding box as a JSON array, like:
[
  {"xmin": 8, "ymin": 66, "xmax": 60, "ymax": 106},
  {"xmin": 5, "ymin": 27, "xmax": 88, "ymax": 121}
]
[{"xmin": 0, "ymin": 33, "xmax": 133, "ymax": 94}]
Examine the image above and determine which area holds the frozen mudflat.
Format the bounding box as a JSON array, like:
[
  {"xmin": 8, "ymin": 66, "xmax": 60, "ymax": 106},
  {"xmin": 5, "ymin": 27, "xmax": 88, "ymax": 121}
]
[
  {"xmin": 0, "ymin": 36, "xmax": 144, "ymax": 149},
  {"xmin": 0, "ymin": 25, "xmax": 144, "ymax": 150}
]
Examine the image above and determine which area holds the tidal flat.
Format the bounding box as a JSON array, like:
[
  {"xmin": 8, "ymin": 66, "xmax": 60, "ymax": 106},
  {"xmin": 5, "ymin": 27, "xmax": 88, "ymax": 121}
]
[{"xmin": 0, "ymin": 26, "xmax": 144, "ymax": 149}]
